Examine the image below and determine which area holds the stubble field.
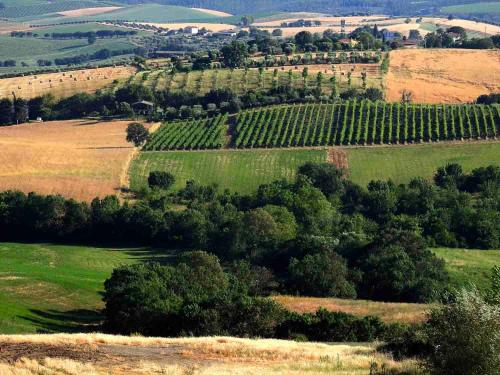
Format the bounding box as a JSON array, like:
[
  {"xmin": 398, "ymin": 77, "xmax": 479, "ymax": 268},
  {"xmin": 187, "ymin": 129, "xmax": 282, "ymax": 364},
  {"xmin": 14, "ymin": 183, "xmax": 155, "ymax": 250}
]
[
  {"xmin": 385, "ymin": 49, "xmax": 500, "ymax": 103},
  {"xmin": 0, "ymin": 119, "xmax": 142, "ymax": 201},
  {"xmin": 0, "ymin": 66, "xmax": 136, "ymax": 99}
]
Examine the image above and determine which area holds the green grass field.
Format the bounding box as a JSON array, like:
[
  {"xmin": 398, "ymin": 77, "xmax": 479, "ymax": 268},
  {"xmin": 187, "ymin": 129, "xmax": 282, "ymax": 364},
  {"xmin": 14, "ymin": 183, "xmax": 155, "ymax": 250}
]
[
  {"xmin": 130, "ymin": 149, "xmax": 327, "ymax": 193},
  {"xmin": 346, "ymin": 142, "xmax": 500, "ymax": 187},
  {"xmin": 441, "ymin": 2, "xmax": 500, "ymax": 13},
  {"xmin": 432, "ymin": 248, "xmax": 500, "ymax": 291},
  {"xmin": 0, "ymin": 242, "xmax": 173, "ymax": 334},
  {"xmin": 0, "ymin": 242, "xmax": 496, "ymax": 333}
]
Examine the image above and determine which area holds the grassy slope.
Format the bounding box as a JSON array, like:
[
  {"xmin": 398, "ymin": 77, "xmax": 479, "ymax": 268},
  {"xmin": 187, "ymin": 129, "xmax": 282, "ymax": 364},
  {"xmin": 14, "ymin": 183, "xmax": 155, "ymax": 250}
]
[
  {"xmin": 0, "ymin": 243, "xmax": 172, "ymax": 334},
  {"xmin": 432, "ymin": 248, "xmax": 500, "ymax": 291},
  {"xmin": 0, "ymin": 35, "xmax": 135, "ymax": 74},
  {"xmin": 130, "ymin": 149, "xmax": 327, "ymax": 193},
  {"xmin": 346, "ymin": 142, "xmax": 500, "ymax": 187},
  {"xmin": 442, "ymin": 2, "xmax": 500, "ymax": 13}
]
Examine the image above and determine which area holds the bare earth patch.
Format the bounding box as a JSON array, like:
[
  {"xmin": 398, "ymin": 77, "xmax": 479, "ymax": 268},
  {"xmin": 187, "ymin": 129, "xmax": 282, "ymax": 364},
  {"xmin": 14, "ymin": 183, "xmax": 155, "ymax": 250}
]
[
  {"xmin": 0, "ymin": 66, "xmax": 136, "ymax": 100},
  {"xmin": 57, "ymin": 7, "xmax": 122, "ymax": 17},
  {"xmin": 0, "ymin": 21, "xmax": 31, "ymax": 35},
  {"xmin": 385, "ymin": 49, "xmax": 500, "ymax": 104},
  {"xmin": 0, "ymin": 334, "xmax": 419, "ymax": 374},
  {"xmin": 327, "ymin": 148, "xmax": 349, "ymax": 171},
  {"xmin": 0, "ymin": 120, "xmax": 147, "ymax": 202}
]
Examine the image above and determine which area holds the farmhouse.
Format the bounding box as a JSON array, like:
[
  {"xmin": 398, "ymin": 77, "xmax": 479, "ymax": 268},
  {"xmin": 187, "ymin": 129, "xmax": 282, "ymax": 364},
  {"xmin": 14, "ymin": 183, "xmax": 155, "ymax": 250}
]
[
  {"xmin": 183, "ymin": 26, "xmax": 199, "ymax": 35},
  {"xmin": 132, "ymin": 100, "xmax": 154, "ymax": 115}
]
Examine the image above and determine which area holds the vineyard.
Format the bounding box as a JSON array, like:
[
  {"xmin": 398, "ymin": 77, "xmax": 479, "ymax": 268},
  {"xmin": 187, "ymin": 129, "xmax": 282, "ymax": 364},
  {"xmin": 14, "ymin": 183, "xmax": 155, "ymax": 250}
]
[
  {"xmin": 233, "ymin": 102, "xmax": 500, "ymax": 147},
  {"xmin": 144, "ymin": 114, "xmax": 227, "ymax": 151}
]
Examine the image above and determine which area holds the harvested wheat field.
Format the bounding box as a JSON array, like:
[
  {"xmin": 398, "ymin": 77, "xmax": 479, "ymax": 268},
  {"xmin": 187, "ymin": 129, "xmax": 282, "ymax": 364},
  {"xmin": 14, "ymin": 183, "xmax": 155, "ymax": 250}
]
[
  {"xmin": 0, "ymin": 334, "xmax": 419, "ymax": 375},
  {"xmin": 385, "ymin": 49, "xmax": 500, "ymax": 104},
  {"xmin": 274, "ymin": 296, "xmax": 430, "ymax": 324},
  {"xmin": 0, "ymin": 21, "xmax": 31, "ymax": 35},
  {"xmin": 0, "ymin": 66, "xmax": 136, "ymax": 100},
  {"xmin": 191, "ymin": 7, "xmax": 232, "ymax": 17},
  {"xmin": 57, "ymin": 7, "xmax": 122, "ymax": 17},
  {"xmin": 0, "ymin": 120, "xmax": 145, "ymax": 202}
]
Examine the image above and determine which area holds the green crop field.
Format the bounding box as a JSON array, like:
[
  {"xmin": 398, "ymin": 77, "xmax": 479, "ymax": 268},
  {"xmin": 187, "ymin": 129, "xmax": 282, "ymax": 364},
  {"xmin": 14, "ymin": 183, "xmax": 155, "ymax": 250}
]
[
  {"xmin": 0, "ymin": 242, "xmax": 174, "ymax": 334},
  {"xmin": 130, "ymin": 149, "xmax": 327, "ymax": 193},
  {"xmin": 432, "ymin": 248, "xmax": 500, "ymax": 291},
  {"xmin": 0, "ymin": 0, "xmax": 105, "ymax": 19},
  {"xmin": 346, "ymin": 141, "xmax": 500, "ymax": 186},
  {"xmin": 441, "ymin": 2, "xmax": 500, "ymax": 13}
]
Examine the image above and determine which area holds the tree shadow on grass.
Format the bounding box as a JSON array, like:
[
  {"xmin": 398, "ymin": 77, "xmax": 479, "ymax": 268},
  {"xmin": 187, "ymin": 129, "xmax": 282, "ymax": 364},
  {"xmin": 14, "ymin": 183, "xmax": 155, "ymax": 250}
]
[{"xmin": 19, "ymin": 309, "xmax": 103, "ymax": 333}]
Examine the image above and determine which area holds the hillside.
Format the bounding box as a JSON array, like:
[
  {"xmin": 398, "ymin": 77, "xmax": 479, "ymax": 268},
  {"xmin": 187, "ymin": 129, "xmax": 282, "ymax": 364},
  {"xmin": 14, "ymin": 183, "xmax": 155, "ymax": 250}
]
[{"xmin": 0, "ymin": 334, "xmax": 418, "ymax": 374}]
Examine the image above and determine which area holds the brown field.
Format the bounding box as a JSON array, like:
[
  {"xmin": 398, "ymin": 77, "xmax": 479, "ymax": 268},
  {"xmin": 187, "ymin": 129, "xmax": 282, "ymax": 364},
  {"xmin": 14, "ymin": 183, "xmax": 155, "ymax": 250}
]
[
  {"xmin": 0, "ymin": 334, "xmax": 419, "ymax": 375},
  {"xmin": 57, "ymin": 7, "xmax": 122, "ymax": 17},
  {"xmin": 421, "ymin": 17, "xmax": 500, "ymax": 35},
  {"xmin": 191, "ymin": 7, "xmax": 232, "ymax": 17},
  {"xmin": 385, "ymin": 49, "xmax": 500, "ymax": 104},
  {"xmin": 0, "ymin": 21, "xmax": 31, "ymax": 35},
  {"xmin": 137, "ymin": 22, "xmax": 236, "ymax": 32},
  {"xmin": 253, "ymin": 15, "xmax": 387, "ymax": 27},
  {"xmin": 0, "ymin": 120, "xmax": 147, "ymax": 202},
  {"xmin": 0, "ymin": 66, "xmax": 136, "ymax": 100},
  {"xmin": 274, "ymin": 296, "xmax": 430, "ymax": 324}
]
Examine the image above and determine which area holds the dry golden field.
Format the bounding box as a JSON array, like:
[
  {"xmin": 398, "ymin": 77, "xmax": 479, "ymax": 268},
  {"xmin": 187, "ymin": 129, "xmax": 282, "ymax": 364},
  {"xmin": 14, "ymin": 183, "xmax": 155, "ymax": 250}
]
[
  {"xmin": 0, "ymin": 334, "xmax": 419, "ymax": 375},
  {"xmin": 253, "ymin": 15, "xmax": 500, "ymax": 37},
  {"xmin": 385, "ymin": 49, "xmax": 500, "ymax": 103},
  {"xmin": 274, "ymin": 296, "xmax": 430, "ymax": 324},
  {"xmin": 190, "ymin": 7, "xmax": 233, "ymax": 17},
  {"xmin": 0, "ymin": 120, "xmax": 145, "ymax": 202},
  {"xmin": 0, "ymin": 66, "xmax": 136, "ymax": 100},
  {"xmin": 0, "ymin": 21, "xmax": 31, "ymax": 35},
  {"xmin": 57, "ymin": 7, "xmax": 123, "ymax": 17}
]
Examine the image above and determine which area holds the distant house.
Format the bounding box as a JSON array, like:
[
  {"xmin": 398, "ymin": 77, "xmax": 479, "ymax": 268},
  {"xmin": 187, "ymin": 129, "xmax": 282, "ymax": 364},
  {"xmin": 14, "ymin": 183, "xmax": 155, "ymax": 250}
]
[
  {"xmin": 183, "ymin": 26, "xmax": 199, "ymax": 35},
  {"xmin": 132, "ymin": 101, "xmax": 154, "ymax": 115},
  {"xmin": 447, "ymin": 32, "xmax": 462, "ymax": 43},
  {"xmin": 214, "ymin": 30, "xmax": 237, "ymax": 37}
]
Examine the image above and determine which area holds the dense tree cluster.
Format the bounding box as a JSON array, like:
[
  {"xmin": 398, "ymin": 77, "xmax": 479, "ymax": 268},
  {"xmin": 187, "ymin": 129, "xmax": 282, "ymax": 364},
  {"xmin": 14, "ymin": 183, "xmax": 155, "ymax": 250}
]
[
  {"xmin": 1, "ymin": 163, "xmax": 498, "ymax": 303},
  {"xmin": 103, "ymin": 250, "xmax": 388, "ymax": 340}
]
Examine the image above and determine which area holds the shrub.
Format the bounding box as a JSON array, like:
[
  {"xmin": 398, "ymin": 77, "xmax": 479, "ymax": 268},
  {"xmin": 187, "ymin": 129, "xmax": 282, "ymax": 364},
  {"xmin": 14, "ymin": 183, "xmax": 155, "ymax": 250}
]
[{"xmin": 148, "ymin": 171, "xmax": 175, "ymax": 190}]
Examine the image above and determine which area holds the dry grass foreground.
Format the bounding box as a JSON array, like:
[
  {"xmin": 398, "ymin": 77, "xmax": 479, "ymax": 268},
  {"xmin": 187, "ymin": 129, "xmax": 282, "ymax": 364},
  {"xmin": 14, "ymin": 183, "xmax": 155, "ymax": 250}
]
[
  {"xmin": 0, "ymin": 334, "xmax": 419, "ymax": 375},
  {"xmin": 385, "ymin": 49, "xmax": 500, "ymax": 104},
  {"xmin": 0, "ymin": 66, "xmax": 136, "ymax": 100},
  {"xmin": 274, "ymin": 296, "xmax": 430, "ymax": 324},
  {"xmin": 0, "ymin": 120, "xmax": 146, "ymax": 202}
]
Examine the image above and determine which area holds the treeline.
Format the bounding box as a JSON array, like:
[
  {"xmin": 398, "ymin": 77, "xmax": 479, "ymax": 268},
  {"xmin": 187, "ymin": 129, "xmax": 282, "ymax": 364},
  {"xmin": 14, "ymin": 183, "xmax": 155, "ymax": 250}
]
[
  {"xmin": 1, "ymin": 163, "xmax": 499, "ymax": 303},
  {"xmin": 53, "ymin": 48, "xmax": 137, "ymax": 66},
  {"xmin": 48, "ymin": 30, "xmax": 138, "ymax": 39}
]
